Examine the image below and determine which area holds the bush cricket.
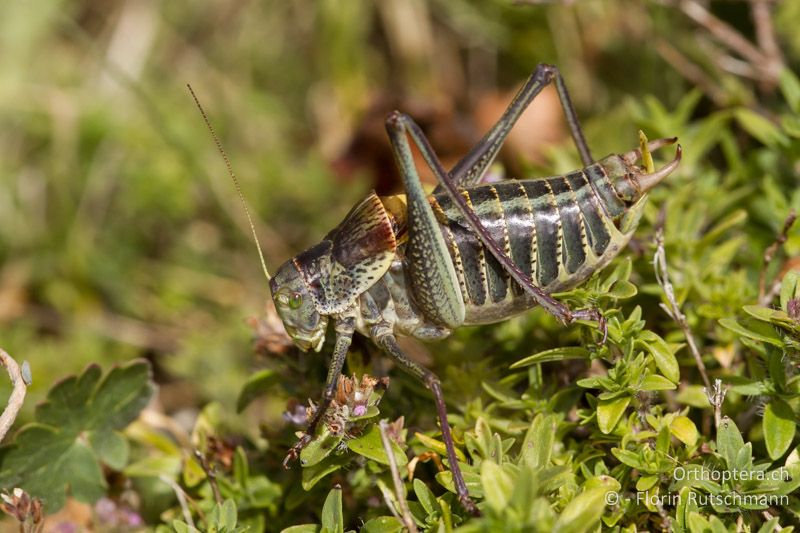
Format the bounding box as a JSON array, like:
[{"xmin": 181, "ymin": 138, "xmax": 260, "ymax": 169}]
[{"xmin": 190, "ymin": 63, "xmax": 681, "ymax": 515}]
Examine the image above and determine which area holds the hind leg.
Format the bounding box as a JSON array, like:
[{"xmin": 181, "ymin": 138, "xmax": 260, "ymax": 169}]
[{"xmin": 446, "ymin": 63, "xmax": 593, "ymax": 190}]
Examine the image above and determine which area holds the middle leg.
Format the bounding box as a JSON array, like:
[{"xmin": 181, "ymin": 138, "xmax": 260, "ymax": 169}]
[{"xmin": 373, "ymin": 330, "xmax": 480, "ymax": 517}]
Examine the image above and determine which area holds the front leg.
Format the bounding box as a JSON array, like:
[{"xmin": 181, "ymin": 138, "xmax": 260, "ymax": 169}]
[{"xmin": 283, "ymin": 314, "xmax": 355, "ymax": 467}]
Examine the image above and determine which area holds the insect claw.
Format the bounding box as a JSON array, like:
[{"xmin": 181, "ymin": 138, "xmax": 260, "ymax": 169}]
[
  {"xmin": 283, "ymin": 433, "xmax": 312, "ymax": 469},
  {"xmin": 460, "ymin": 495, "xmax": 482, "ymax": 517},
  {"xmin": 597, "ymin": 313, "xmax": 609, "ymax": 345},
  {"xmin": 282, "ymin": 449, "xmax": 297, "ymax": 469},
  {"xmin": 282, "ymin": 452, "xmax": 294, "ymax": 469},
  {"xmin": 569, "ymin": 307, "xmax": 607, "ymax": 344}
]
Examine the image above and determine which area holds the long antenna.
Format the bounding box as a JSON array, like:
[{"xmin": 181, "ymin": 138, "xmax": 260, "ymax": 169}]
[{"xmin": 187, "ymin": 84, "xmax": 272, "ymax": 283}]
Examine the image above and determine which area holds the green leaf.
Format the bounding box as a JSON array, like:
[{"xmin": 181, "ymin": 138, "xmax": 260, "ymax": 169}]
[
  {"xmin": 780, "ymin": 68, "xmax": 800, "ymax": 112},
  {"xmin": 728, "ymin": 378, "xmax": 771, "ymax": 396},
  {"xmin": 414, "ymin": 432, "xmax": 467, "ymax": 463},
  {"xmin": 301, "ymin": 455, "xmax": 351, "ymax": 491},
  {"xmin": 734, "ymin": 108, "xmax": 789, "ymax": 147},
  {"xmin": 709, "ymin": 515, "xmax": 732, "ymax": 533},
  {"xmin": 124, "ymin": 455, "xmax": 182, "ymax": 478},
  {"xmin": 687, "ymin": 512, "xmax": 712, "ymax": 533},
  {"xmin": 360, "ymin": 517, "xmax": 404, "ymax": 533},
  {"xmin": 611, "ymin": 448, "xmax": 647, "ymax": 470},
  {"xmin": 718, "ymin": 318, "xmax": 784, "ymax": 347},
  {"xmin": 88, "ymin": 430, "xmax": 129, "ymax": 470},
  {"xmin": 699, "ymin": 209, "xmax": 748, "ymax": 246},
  {"xmin": 346, "ymin": 425, "xmax": 407, "ymax": 467},
  {"xmin": 734, "ymin": 443, "xmax": 754, "ymax": 474},
  {"xmin": 480, "ymin": 460, "xmax": 513, "ymax": 512},
  {"xmin": 608, "ymin": 279, "xmax": 638, "ymax": 299},
  {"xmin": 282, "ymin": 525, "xmax": 321, "ymax": 533},
  {"xmin": 757, "ymin": 517, "xmax": 780, "ymax": 533},
  {"xmin": 781, "ymin": 114, "xmax": 800, "ymax": 138},
  {"xmin": 639, "ymin": 333, "xmax": 680, "ymax": 383},
  {"xmin": 764, "ymin": 399, "xmax": 796, "ymax": 460},
  {"xmin": 435, "ymin": 470, "xmax": 483, "ymax": 498},
  {"xmin": 607, "ymin": 257, "xmax": 633, "ymax": 289},
  {"xmin": 173, "ymin": 520, "xmax": 196, "ymax": 533},
  {"xmin": 671, "ymin": 416, "xmax": 699, "ymax": 447},
  {"xmin": 0, "ymin": 360, "xmax": 155, "ymax": 512},
  {"xmin": 552, "ymin": 487, "xmax": 607, "ymax": 533},
  {"xmin": 39, "ymin": 360, "xmax": 154, "ymax": 431},
  {"xmin": 413, "ymin": 478, "xmax": 439, "ymax": 516},
  {"xmin": 208, "ymin": 499, "xmax": 239, "ymax": 531},
  {"xmin": 520, "ymin": 414, "xmax": 556, "ymax": 467},
  {"xmin": 742, "ymin": 306, "xmax": 800, "ymax": 336},
  {"xmin": 781, "ymin": 270, "xmax": 800, "ymax": 312},
  {"xmin": 236, "ymin": 369, "xmax": 280, "ymax": 413},
  {"xmin": 321, "ymin": 486, "xmax": 344, "ymax": 533},
  {"xmin": 583, "ymin": 475, "xmax": 620, "ymax": 492},
  {"xmin": 300, "ymin": 427, "xmax": 344, "ymax": 467},
  {"xmin": 597, "ymin": 396, "xmax": 630, "ymax": 434},
  {"xmin": 675, "ymin": 487, "xmax": 699, "ymax": 532},
  {"xmin": 510, "ymin": 346, "xmax": 589, "ymax": 368},
  {"xmin": 675, "ymin": 386, "xmax": 711, "ymax": 408},
  {"xmin": 222, "ymin": 500, "xmax": 238, "ymax": 530},
  {"xmin": 635, "ymin": 475, "xmax": 658, "ymax": 492},
  {"xmin": 640, "ymin": 375, "xmax": 678, "ymax": 391},
  {"xmin": 769, "ymin": 351, "xmax": 788, "ymax": 393},
  {"xmin": 2, "ymin": 429, "xmax": 108, "ymax": 512},
  {"xmin": 742, "ymin": 305, "xmax": 786, "ymax": 322},
  {"xmin": 674, "ymin": 88, "xmax": 704, "ymax": 126},
  {"xmin": 233, "ymin": 446, "xmax": 249, "ymax": 485},
  {"xmin": 717, "ymin": 417, "xmax": 745, "ymax": 469}
]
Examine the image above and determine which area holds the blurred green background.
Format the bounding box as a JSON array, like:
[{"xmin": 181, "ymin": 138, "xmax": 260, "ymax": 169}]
[{"xmin": 1, "ymin": 0, "xmax": 799, "ymax": 526}]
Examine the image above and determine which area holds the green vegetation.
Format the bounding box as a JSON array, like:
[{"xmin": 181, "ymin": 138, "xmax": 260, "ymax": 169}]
[{"xmin": 1, "ymin": 0, "xmax": 800, "ymax": 531}]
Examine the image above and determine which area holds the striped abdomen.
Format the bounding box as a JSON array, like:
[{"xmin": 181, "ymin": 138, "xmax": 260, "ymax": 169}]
[{"xmin": 428, "ymin": 163, "xmax": 637, "ymax": 324}]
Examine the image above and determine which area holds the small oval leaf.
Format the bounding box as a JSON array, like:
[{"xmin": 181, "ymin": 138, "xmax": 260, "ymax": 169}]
[
  {"xmin": 780, "ymin": 68, "xmax": 800, "ymax": 112},
  {"xmin": 640, "ymin": 374, "xmax": 678, "ymax": 391},
  {"xmin": 553, "ymin": 487, "xmax": 607, "ymax": 533},
  {"xmin": 717, "ymin": 417, "xmax": 745, "ymax": 468},
  {"xmin": 414, "ymin": 432, "xmax": 467, "ymax": 463},
  {"xmin": 520, "ymin": 414, "xmax": 557, "ymax": 467},
  {"xmin": 347, "ymin": 425, "xmax": 408, "ymax": 467},
  {"xmin": 321, "ymin": 487, "xmax": 344, "ymax": 533},
  {"xmin": 361, "ymin": 516, "xmax": 404, "ymax": 533},
  {"xmin": 719, "ymin": 318, "xmax": 784, "ymax": 347},
  {"xmin": 236, "ymin": 369, "xmax": 280, "ymax": 413},
  {"xmin": 300, "ymin": 427, "xmax": 343, "ymax": 467},
  {"xmin": 413, "ymin": 478, "xmax": 439, "ymax": 516},
  {"xmin": 480, "ymin": 460, "xmax": 514, "ymax": 512},
  {"xmin": 671, "ymin": 416, "xmax": 699, "ymax": 446},
  {"xmin": 597, "ymin": 396, "xmax": 630, "ymax": 434},
  {"xmin": 608, "ymin": 279, "xmax": 638, "ymax": 300},
  {"xmin": 734, "ymin": 108, "xmax": 789, "ymax": 147},
  {"xmin": 642, "ymin": 335, "xmax": 680, "ymax": 383},
  {"xmin": 764, "ymin": 399, "xmax": 797, "ymax": 461}
]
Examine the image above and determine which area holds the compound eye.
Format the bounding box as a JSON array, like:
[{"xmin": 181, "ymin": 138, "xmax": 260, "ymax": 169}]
[
  {"xmin": 288, "ymin": 292, "xmax": 303, "ymax": 309},
  {"xmin": 275, "ymin": 289, "xmax": 291, "ymax": 307}
]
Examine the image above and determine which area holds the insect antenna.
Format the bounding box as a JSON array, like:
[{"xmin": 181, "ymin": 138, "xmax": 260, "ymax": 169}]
[{"xmin": 187, "ymin": 84, "xmax": 272, "ymax": 282}]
